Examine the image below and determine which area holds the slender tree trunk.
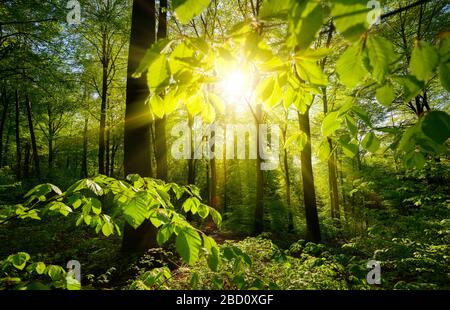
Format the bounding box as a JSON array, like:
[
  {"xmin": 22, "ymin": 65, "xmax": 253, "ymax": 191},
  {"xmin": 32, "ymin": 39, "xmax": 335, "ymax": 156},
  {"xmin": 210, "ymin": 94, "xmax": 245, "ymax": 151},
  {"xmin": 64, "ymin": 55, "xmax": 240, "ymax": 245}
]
[
  {"xmin": 47, "ymin": 108, "xmax": 54, "ymax": 172},
  {"xmin": 23, "ymin": 142, "xmax": 30, "ymax": 178},
  {"xmin": 209, "ymin": 130, "xmax": 217, "ymax": 210},
  {"xmin": 105, "ymin": 106, "xmax": 110, "ymax": 176},
  {"xmin": 254, "ymin": 103, "xmax": 264, "ymax": 234},
  {"xmin": 81, "ymin": 117, "xmax": 88, "ymax": 178},
  {"xmin": 25, "ymin": 95, "xmax": 39, "ymax": 176},
  {"xmin": 282, "ymin": 123, "xmax": 293, "ymax": 232},
  {"xmin": 111, "ymin": 143, "xmax": 118, "ymax": 177},
  {"xmin": 222, "ymin": 125, "xmax": 227, "ymax": 216},
  {"xmin": 14, "ymin": 90, "xmax": 21, "ymax": 180},
  {"xmin": 98, "ymin": 25, "xmax": 109, "ymax": 175},
  {"xmin": 0, "ymin": 89, "xmax": 9, "ymax": 167},
  {"xmin": 187, "ymin": 116, "xmax": 196, "ymax": 184},
  {"xmin": 298, "ymin": 108, "xmax": 321, "ymax": 243},
  {"xmin": 322, "ymin": 88, "xmax": 340, "ymax": 222},
  {"xmin": 122, "ymin": 0, "xmax": 157, "ymax": 253},
  {"xmin": 154, "ymin": 0, "xmax": 168, "ymax": 181}
]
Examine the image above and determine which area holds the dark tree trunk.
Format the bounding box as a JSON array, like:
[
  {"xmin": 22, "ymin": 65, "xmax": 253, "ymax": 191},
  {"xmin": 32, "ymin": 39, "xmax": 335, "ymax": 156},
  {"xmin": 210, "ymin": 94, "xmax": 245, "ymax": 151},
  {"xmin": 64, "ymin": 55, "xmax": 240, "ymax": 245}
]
[
  {"xmin": 14, "ymin": 90, "xmax": 21, "ymax": 180},
  {"xmin": 23, "ymin": 142, "xmax": 30, "ymax": 178},
  {"xmin": 0, "ymin": 89, "xmax": 9, "ymax": 167},
  {"xmin": 25, "ymin": 95, "xmax": 39, "ymax": 176},
  {"xmin": 47, "ymin": 107, "xmax": 54, "ymax": 172},
  {"xmin": 122, "ymin": 0, "xmax": 157, "ymax": 253},
  {"xmin": 81, "ymin": 117, "xmax": 88, "ymax": 178},
  {"xmin": 105, "ymin": 109, "xmax": 110, "ymax": 176},
  {"xmin": 298, "ymin": 108, "xmax": 321, "ymax": 243},
  {"xmin": 154, "ymin": 0, "xmax": 168, "ymax": 181},
  {"xmin": 254, "ymin": 103, "xmax": 264, "ymax": 234},
  {"xmin": 98, "ymin": 28, "xmax": 109, "ymax": 175}
]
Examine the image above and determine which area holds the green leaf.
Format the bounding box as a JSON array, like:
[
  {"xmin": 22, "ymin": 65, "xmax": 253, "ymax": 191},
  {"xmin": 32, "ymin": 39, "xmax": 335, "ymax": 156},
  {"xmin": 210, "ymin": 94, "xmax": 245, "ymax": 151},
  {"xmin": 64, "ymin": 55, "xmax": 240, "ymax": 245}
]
[
  {"xmin": 185, "ymin": 93, "xmax": 203, "ymax": 116},
  {"xmin": 421, "ymin": 111, "xmax": 450, "ymax": 144},
  {"xmin": 394, "ymin": 75, "xmax": 424, "ymax": 102},
  {"xmin": 149, "ymin": 94, "xmax": 165, "ymax": 119},
  {"xmin": 340, "ymin": 140, "xmax": 359, "ymax": 158},
  {"xmin": 296, "ymin": 48, "xmax": 330, "ymax": 61},
  {"xmin": 47, "ymin": 265, "xmax": 65, "ymax": 281},
  {"xmin": 345, "ymin": 115, "xmax": 358, "ymax": 137},
  {"xmin": 133, "ymin": 39, "xmax": 173, "ymax": 78},
  {"xmin": 123, "ymin": 193, "xmax": 150, "ymax": 229},
  {"xmin": 256, "ymin": 77, "xmax": 276, "ymax": 103},
  {"xmin": 439, "ymin": 62, "xmax": 450, "ymax": 92},
  {"xmin": 288, "ymin": 0, "xmax": 324, "ymax": 49},
  {"xmin": 173, "ymin": 0, "xmax": 211, "ymax": 24},
  {"xmin": 351, "ymin": 106, "xmax": 372, "ymax": 127},
  {"xmin": 410, "ymin": 41, "xmax": 439, "ymax": 82},
  {"xmin": 322, "ymin": 111, "xmax": 343, "ymax": 137},
  {"xmin": 376, "ymin": 83, "xmax": 396, "ymax": 107},
  {"xmin": 157, "ymin": 224, "xmax": 173, "ymax": 245},
  {"xmin": 102, "ymin": 222, "xmax": 114, "ymax": 237},
  {"xmin": 284, "ymin": 131, "xmax": 308, "ymax": 151},
  {"xmin": 48, "ymin": 201, "xmax": 72, "ymax": 216},
  {"xmin": 197, "ymin": 204, "xmax": 209, "ymax": 219},
  {"xmin": 35, "ymin": 262, "xmax": 46, "ymax": 275},
  {"xmin": 89, "ymin": 198, "xmax": 102, "ymax": 215},
  {"xmin": 318, "ymin": 140, "xmax": 331, "ymax": 161},
  {"xmin": 296, "ymin": 60, "xmax": 328, "ymax": 86},
  {"xmin": 367, "ymin": 36, "xmax": 396, "ymax": 83},
  {"xmin": 201, "ymin": 103, "xmax": 216, "ymax": 124},
  {"xmin": 260, "ymin": 0, "xmax": 292, "ymax": 19},
  {"xmin": 176, "ymin": 228, "xmax": 202, "ymax": 265},
  {"xmin": 331, "ymin": 0, "xmax": 370, "ymax": 41},
  {"xmin": 207, "ymin": 246, "xmax": 220, "ymax": 272},
  {"xmin": 147, "ymin": 54, "xmax": 170, "ymax": 91},
  {"xmin": 8, "ymin": 252, "xmax": 30, "ymax": 270},
  {"xmin": 336, "ymin": 42, "xmax": 368, "ymax": 88},
  {"xmin": 209, "ymin": 207, "xmax": 222, "ymax": 227},
  {"xmin": 66, "ymin": 274, "xmax": 81, "ymax": 290},
  {"xmin": 404, "ymin": 151, "xmax": 426, "ymax": 169},
  {"xmin": 86, "ymin": 179, "xmax": 103, "ymax": 196},
  {"xmin": 361, "ymin": 132, "xmax": 380, "ymax": 153}
]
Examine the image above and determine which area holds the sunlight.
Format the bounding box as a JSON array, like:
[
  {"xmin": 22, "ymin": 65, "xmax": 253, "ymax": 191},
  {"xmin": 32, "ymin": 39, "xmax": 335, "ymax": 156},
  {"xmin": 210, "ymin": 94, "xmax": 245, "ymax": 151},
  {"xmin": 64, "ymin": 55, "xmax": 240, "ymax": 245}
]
[{"xmin": 219, "ymin": 69, "xmax": 253, "ymax": 112}]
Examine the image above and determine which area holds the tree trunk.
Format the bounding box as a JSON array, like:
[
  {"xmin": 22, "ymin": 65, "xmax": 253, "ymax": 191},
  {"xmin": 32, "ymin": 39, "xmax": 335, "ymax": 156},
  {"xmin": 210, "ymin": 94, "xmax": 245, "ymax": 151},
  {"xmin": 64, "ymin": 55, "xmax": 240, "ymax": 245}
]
[
  {"xmin": 282, "ymin": 123, "xmax": 293, "ymax": 232},
  {"xmin": 25, "ymin": 95, "xmax": 39, "ymax": 176},
  {"xmin": 105, "ymin": 107, "xmax": 110, "ymax": 176},
  {"xmin": 154, "ymin": 0, "xmax": 168, "ymax": 181},
  {"xmin": 187, "ymin": 116, "xmax": 196, "ymax": 185},
  {"xmin": 254, "ymin": 103, "xmax": 264, "ymax": 234},
  {"xmin": 209, "ymin": 130, "xmax": 218, "ymax": 210},
  {"xmin": 222, "ymin": 124, "xmax": 228, "ymax": 217},
  {"xmin": 14, "ymin": 90, "xmax": 21, "ymax": 180},
  {"xmin": 47, "ymin": 107, "xmax": 54, "ymax": 172},
  {"xmin": 81, "ymin": 117, "xmax": 88, "ymax": 178},
  {"xmin": 98, "ymin": 41, "xmax": 108, "ymax": 175},
  {"xmin": 23, "ymin": 142, "xmax": 30, "ymax": 178},
  {"xmin": 122, "ymin": 0, "xmax": 157, "ymax": 253},
  {"xmin": 0, "ymin": 88, "xmax": 9, "ymax": 167},
  {"xmin": 298, "ymin": 108, "xmax": 321, "ymax": 243}
]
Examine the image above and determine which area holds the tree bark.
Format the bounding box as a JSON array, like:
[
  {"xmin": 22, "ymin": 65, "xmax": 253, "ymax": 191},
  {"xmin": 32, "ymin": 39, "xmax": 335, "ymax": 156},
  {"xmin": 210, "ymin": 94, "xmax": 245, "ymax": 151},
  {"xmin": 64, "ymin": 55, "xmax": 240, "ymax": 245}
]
[
  {"xmin": 187, "ymin": 116, "xmax": 196, "ymax": 185},
  {"xmin": 81, "ymin": 117, "xmax": 88, "ymax": 178},
  {"xmin": 98, "ymin": 30, "xmax": 108, "ymax": 175},
  {"xmin": 122, "ymin": 0, "xmax": 157, "ymax": 253},
  {"xmin": 298, "ymin": 108, "xmax": 321, "ymax": 243},
  {"xmin": 209, "ymin": 130, "xmax": 217, "ymax": 210},
  {"xmin": 0, "ymin": 88, "xmax": 9, "ymax": 167},
  {"xmin": 281, "ymin": 122, "xmax": 293, "ymax": 232},
  {"xmin": 23, "ymin": 142, "xmax": 30, "ymax": 178},
  {"xmin": 14, "ymin": 90, "xmax": 21, "ymax": 180},
  {"xmin": 25, "ymin": 95, "xmax": 39, "ymax": 176},
  {"xmin": 105, "ymin": 105, "xmax": 110, "ymax": 176},
  {"xmin": 154, "ymin": 0, "xmax": 168, "ymax": 181},
  {"xmin": 254, "ymin": 103, "xmax": 264, "ymax": 234}
]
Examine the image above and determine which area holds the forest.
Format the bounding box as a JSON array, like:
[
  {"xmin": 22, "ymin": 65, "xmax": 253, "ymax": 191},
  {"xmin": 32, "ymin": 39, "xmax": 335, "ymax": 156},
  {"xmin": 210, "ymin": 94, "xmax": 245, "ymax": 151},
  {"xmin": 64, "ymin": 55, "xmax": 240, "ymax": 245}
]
[{"xmin": 0, "ymin": 0, "xmax": 449, "ymax": 291}]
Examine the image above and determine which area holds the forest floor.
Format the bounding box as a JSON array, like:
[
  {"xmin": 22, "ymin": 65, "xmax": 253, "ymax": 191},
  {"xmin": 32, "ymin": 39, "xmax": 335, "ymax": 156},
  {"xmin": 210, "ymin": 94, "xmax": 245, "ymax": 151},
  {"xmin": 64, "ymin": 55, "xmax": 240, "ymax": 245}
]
[{"xmin": 0, "ymin": 162, "xmax": 449, "ymax": 290}]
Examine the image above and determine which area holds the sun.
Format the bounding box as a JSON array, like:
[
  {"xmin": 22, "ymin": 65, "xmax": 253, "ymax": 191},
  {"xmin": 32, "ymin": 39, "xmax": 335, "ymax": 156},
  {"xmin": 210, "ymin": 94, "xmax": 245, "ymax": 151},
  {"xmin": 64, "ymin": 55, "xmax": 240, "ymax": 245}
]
[{"xmin": 219, "ymin": 69, "xmax": 253, "ymax": 111}]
